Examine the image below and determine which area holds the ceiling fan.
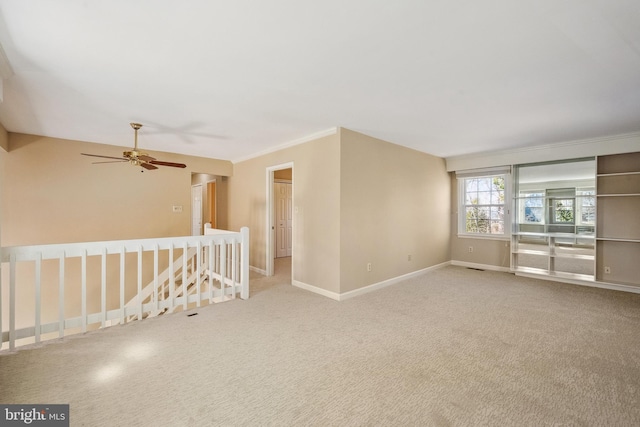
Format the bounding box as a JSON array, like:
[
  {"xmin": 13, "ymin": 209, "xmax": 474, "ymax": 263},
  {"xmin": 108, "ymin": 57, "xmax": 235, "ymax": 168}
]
[{"xmin": 81, "ymin": 123, "xmax": 187, "ymax": 171}]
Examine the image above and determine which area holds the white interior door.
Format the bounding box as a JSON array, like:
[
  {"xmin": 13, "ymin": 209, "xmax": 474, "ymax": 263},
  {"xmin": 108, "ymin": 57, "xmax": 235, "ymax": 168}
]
[
  {"xmin": 191, "ymin": 184, "xmax": 203, "ymax": 236},
  {"xmin": 275, "ymin": 182, "xmax": 293, "ymax": 258}
]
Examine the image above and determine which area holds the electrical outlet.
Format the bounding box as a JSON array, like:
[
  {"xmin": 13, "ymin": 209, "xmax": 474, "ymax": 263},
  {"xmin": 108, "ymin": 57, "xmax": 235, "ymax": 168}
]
[
  {"xmin": 604, "ymin": 266, "xmax": 611, "ymax": 274},
  {"xmin": 172, "ymin": 205, "xmax": 183, "ymax": 213},
  {"xmin": 367, "ymin": 262, "xmax": 372, "ymax": 272},
  {"xmin": 468, "ymin": 246, "xmax": 474, "ymax": 253}
]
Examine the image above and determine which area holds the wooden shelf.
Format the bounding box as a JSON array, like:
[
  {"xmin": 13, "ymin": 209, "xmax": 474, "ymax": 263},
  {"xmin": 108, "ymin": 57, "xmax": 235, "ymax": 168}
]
[
  {"xmin": 597, "ymin": 171, "xmax": 640, "ymax": 177},
  {"xmin": 596, "ymin": 237, "xmax": 640, "ymax": 243}
]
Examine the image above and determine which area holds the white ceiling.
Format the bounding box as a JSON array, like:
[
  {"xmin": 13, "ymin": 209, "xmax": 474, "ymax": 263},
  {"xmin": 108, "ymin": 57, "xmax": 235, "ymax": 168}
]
[{"xmin": 0, "ymin": 0, "xmax": 639, "ymax": 162}]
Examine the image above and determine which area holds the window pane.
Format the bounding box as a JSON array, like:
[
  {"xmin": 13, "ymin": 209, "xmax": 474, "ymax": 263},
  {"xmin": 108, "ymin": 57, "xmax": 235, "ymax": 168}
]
[
  {"xmin": 490, "ymin": 220, "xmax": 504, "ymax": 234},
  {"xmin": 461, "ymin": 174, "xmax": 507, "ymax": 235},
  {"xmin": 554, "ymin": 199, "xmax": 574, "ymax": 223},
  {"xmin": 525, "ymin": 207, "xmax": 543, "ymax": 222},
  {"xmin": 581, "ymin": 207, "xmax": 595, "ymax": 223},
  {"xmin": 477, "ymin": 191, "xmax": 492, "ymax": 205},
  {"xmin": 466, "ymin": 206, "xmax": 490, "ymax": 233}
]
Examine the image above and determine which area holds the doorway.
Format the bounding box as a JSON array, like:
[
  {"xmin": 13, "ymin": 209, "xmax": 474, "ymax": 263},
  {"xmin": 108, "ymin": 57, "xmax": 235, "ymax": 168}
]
[{"xmin": 266, "ymin": 163, "xmax": 294, "ymax": 277}]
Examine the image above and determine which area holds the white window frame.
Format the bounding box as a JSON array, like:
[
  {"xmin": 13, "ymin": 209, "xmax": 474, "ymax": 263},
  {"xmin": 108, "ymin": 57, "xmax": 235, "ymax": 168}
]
[{"xmin": 457, "ymin": 166, "xmax": 511, "ymax": 240}]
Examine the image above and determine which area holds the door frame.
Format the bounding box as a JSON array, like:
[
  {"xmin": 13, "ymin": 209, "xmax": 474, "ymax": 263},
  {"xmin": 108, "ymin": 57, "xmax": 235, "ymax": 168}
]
[
  {"xmin": 206, "ymin": 179, "xmax": 217, "ymax": 229},
  {"xmin": 266, "ymin": 162, "xmax": 294, "ymax": 277},
  {"xmin": 191, "ymin": 183, "xmax": 203, "ymax": 236}
]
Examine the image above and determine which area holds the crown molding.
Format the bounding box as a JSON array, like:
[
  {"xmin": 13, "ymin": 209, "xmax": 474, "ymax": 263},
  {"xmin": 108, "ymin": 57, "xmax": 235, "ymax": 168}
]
[
  {"xmin": 232, "ymin": 127, "xmax": 338, "ymax": 164},
  {"xmin": 445, "ymin": 131, "xmax": 640, "ymax": 172}
]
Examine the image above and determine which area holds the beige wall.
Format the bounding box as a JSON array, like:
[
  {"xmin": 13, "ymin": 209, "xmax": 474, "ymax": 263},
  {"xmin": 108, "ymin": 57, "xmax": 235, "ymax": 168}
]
[
  {"xmin": 339, "ymin": 129, "xmax": 450, "ymax": 292},
  {"xmin": 227, "ymin": 133, "xmax": 342, "ymax": 293},
  {"xmin": 2, "ymin": 133, "xmax": 232, "ymax": 246},
  {"xmin": 228, "ymin": 128, "xmax": 451, "ymax": 296},
  {"xmin": 449, "ymin": 173, "xmax": 511, "ymax": 268}
]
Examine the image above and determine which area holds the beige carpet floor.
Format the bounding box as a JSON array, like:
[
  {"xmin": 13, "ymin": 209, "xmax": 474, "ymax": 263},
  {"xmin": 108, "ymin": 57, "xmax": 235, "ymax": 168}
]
[{"xmin": 1, "ymin": 260, "xmax": 640, "ymax": 426}]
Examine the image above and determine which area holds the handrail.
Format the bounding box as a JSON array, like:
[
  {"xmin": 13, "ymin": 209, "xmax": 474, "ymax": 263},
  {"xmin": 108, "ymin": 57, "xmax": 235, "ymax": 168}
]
[{"xmin": 1, "ymin": 227, "xmax": 249, "ymax": 351}]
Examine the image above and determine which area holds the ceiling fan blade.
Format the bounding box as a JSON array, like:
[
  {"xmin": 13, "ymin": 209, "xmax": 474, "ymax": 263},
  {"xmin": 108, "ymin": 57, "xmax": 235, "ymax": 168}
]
[
  {"xmin": 138, "ymin": 154, "xmax": 156, "ymax": 162},
  {"xmin": 92, "ymin": 160, "xmax": 129, "ymax": 164},
  {"xmin": 81, "ymin": 153, "xmax": 128, "ymax": 161},
  {"xmin": 140, "ymin": 162, "xmax": 159, "ymax": 170},
  {"xmin": 149, "ymin": 160, "xmax": 187, "ymax": 168}
]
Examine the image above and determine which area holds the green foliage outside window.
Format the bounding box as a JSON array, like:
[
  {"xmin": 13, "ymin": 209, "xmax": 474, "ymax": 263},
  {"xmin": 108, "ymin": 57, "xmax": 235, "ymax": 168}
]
[{"xmin": 464, "ymin": 176, "xmax": 505, "ymax": 234}]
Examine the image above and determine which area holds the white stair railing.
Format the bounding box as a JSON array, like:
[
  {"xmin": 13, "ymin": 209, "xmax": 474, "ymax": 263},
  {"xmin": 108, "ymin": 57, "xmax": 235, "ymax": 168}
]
[
  {"xmin": 0, "ymin": 227, "xmax": 249, "ymax": 351},
  {"xmin": 110, "ymin": 246, "xmax": 199, "ymax": 325}
]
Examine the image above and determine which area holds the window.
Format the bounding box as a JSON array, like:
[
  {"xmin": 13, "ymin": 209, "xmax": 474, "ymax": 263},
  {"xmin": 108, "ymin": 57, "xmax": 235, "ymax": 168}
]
[
  {"xmin": 547, "ymin": 188, "xmax": 575, "ymax": 224},
  {"xmin": 577, "ymin": 188, "xmax": 595, "ymax": 225},
  {"xmin": 457, "ymin": 168, "xmax": 510, "ymax": 237},
  {"xmin": 519, "ymin": 191, "xmax": 544, "ymax": 223}
]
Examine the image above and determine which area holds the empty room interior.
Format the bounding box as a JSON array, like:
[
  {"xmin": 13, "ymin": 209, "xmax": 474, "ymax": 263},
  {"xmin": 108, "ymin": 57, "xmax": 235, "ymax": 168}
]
[{"xmin": 1, "ymin": 1, "xmax": 639, "ymax": 426}]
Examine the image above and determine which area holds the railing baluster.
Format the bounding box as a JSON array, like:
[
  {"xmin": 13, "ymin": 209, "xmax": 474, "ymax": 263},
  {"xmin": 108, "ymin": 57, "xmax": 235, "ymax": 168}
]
[
  {"xmin": 9, "ymin": 253, "xmax": 16, "ymax": 350},
  {"xmin": 137, "ymin": 245, "xmax": 143, "ymax": 319},
  {"xmin": 59, "ymin": 253, "xmax": 65, "ymax": 338},
  {"xmin": 196, "ymin": 241, "xmax": 202, "ymax": 307},
  {"xmin": 231, "ymin": 238, "xmax": 237, "ymax": 297},
  {"xmin": 215, "ymin": 244, "xmax": 220, "ymax": 276},
  {"xmin": 208, "ymin": 241, "xmax": 214, "ymax": 303},
  {"xmin": 120, "ymin": 248, "xmax": 125, "ymax": 324},
  {"xmin": 154, "ymin": 245, "xmax": 159, "ymax": 314},
  {"xmin": 101, "ymin": 248, "xmax": 107, "ymax": 328},
  {"xmin": 35, "ymin": 253, "xmax": 42, "ymax": 343},
  {"xmin": 182, "ymin": 242, "xmax": 188, "ymax": 310},
  {"xmin": 220, "ymin": 239, "xmax": 226, "ymax": 298},
  {"xmin": 169, "ymin": 244, "xmax": 175, "ymax": 311},
  {"xmin": 241, "ymin": 227, "xmax": 249, "ymax": 300},
  {"xmin": 81, "ymin": 250, "xmax": 87, "ymax": 333}
]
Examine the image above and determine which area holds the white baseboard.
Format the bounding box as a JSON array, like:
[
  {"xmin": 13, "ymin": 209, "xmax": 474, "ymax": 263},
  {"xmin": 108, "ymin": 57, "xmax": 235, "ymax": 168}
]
[
  {"xmin": 450, "ymin": 260, "xmax": 511, "ymax": 273},
  {"xmin": 250, "ymin": 265, "xmax": 267, "ymax": 276},
  {"xmin": 292, "ymin": 280, "xmax": 341, "ymax": 301},
  {"xmin": 292, "ymin": 262, "xmax": 451, "ymax": 301},
  {"xmin": 338, "ymin": 262, "xmax": 451, "ymax": 301}
]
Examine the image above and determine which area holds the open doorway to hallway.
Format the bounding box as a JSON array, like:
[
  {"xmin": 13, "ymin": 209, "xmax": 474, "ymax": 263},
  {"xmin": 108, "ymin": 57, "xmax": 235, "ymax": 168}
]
[
  {"xmin": 191, "ymin": 173, "xmax": 228, "ymax": 234},
  {"xmin": 266, "ymin": 163, "xmax": 293, "ymax": 282}
]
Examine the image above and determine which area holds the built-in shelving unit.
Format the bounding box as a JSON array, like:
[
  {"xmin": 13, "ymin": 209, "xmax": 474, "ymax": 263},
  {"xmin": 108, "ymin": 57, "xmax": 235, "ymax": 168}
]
[
  {"xmin": 511, "ymin": 159, "xmax": 596, "ymax": 281},
  {"xmin": 595, "ymin": 152, "xmax": 640, "ymax": 286}
]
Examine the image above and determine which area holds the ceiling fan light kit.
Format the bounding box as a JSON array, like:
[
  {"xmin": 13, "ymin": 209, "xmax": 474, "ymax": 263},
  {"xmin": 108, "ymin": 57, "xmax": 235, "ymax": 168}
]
[{"xmin": 81, "ymin": 123, "xmax": 187, "ymax": 171}]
